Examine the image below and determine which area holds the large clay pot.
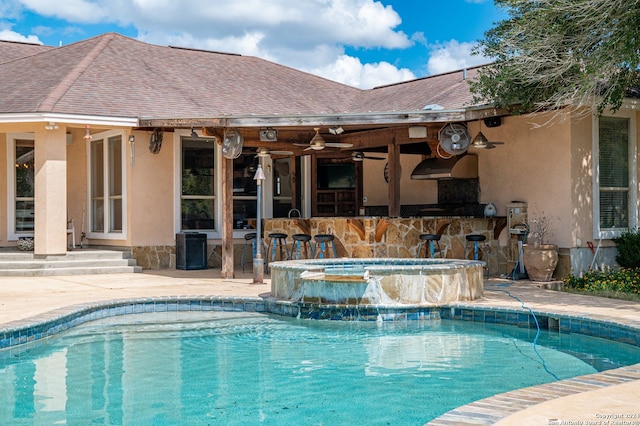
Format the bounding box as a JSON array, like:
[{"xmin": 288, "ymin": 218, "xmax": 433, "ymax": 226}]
[{"xmin": 523, "ymin": 244, "xmax": 558, "ymax": 282}]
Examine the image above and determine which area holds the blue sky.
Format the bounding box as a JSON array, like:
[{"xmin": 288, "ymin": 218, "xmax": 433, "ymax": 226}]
[{"xmin": 0, "ymin": 0, "xmax": 505, "ymax": 88}]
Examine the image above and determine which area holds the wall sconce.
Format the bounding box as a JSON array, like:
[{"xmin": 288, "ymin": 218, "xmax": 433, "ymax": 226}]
[
  {"xmin": 83, "ymin": 124, "xmax": 92, "ymax": 140},
  {"xmin": 129, "ymin": 134, "xmax": 135, "ymax": 167},
  {"xmin": 44, "ymin": 122, "xmax": 59, "ymax": 130},
  {"xmin": 329, "ymin": 126, "xmax": 344, "ymax": 135}
]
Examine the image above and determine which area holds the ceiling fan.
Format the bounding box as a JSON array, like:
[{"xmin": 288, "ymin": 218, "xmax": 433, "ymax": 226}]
[
  {"xmin": 294, "ymin": 128, "xmax": 353, "ymax": 151},
  {"xmin": 255, "ymin": 147, "xmax": 294, "ymax": 158},
  {"xmin": 351, "ymin": 151, "xmax": 385, "ymax": 161}
]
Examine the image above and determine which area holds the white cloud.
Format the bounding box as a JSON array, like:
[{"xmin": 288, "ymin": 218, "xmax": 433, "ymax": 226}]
[
  {"xmin": 426, "ymin": 39, "xmax": 488, "ymax": 75},
  {"xmin": 19, "ymin": 0, "xmax": 109, "ymax": 23},
  {"xmin": 0, "ymin": 28, "xmax": 42, "ymax": 43},
  {"xmin": 6, "ymin": 0, "xmax": 419, "ymax": 87},
  {"xmin": 311, "ymin": 54, "xmax": 415, "ymax": 89}
]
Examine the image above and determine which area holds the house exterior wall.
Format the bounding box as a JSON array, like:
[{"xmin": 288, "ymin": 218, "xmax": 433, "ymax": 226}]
[
  {"xmin": 466, "ymin": 113, "xmax": 573, "ymax": 276},
  {"xmin": 2, "ymin": 108, "xmax": 637, "ymax": 275},
  {"xmin": 363, "ymin": 154, "xmax": 438, "ymax": 206}
]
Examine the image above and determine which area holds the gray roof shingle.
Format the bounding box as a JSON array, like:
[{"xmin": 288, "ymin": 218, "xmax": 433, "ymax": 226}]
[
  {"xmin": 0, "ymin": 32, "xmax": 481, "ymax": 120},
  {"xmin": 0, "ymin": 40, "xmax": 54, "ymax": 64}
]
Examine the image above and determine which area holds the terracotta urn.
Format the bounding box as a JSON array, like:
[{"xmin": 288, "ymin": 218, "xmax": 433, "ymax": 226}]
[{"xmin": 523, "ymin": 244, "xmax": 558, "ymax": 282}]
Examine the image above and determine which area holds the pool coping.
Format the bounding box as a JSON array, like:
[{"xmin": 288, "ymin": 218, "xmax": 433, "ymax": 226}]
[{"xmin": 1, "ymin": 292, "xmax": 640, "ymax": 424}]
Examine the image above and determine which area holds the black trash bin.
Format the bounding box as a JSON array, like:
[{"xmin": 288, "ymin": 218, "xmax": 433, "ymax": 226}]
[{"xmin": 176, "ymin": 232, "xmax": 207, "ymax": 270}]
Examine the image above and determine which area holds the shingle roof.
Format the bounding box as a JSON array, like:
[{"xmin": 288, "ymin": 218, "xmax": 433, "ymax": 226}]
[
  {"xmin": 0, "ymin": 32, "xmax": 481, "ymax": 120},
  {"xmin": 0, "ymin": 40, "xmax": 54, "ymax": 64},
  {"xmin": 352, "ymin": 67, "xmax": 481, "ymax": 112}
]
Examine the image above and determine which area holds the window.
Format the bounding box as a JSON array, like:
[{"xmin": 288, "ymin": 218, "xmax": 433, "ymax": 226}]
[
  {"xmin": 181, "ymin": 137, "xmax": 215, "ymax": 230},
  {"xmin": 7, "ymin": 135, "xmax": 35, "ymax": 238},
  {"xmin": 88, "ymin": 131, "xmax": 125, "ymax": 237},
  {"xmin": 593, "ymin": 113, "xmax": 637, "ymax": 238}
]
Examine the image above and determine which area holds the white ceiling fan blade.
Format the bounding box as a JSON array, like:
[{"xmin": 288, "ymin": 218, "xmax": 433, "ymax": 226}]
[{"xmin": 325, "ymin": 142, "xmax": 353, "ymax": 148}]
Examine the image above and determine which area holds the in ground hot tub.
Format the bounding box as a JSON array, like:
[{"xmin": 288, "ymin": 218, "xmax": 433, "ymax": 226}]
[{"xmin": 269, "ymin": 258, "xmax": 484, "ymax": 306}]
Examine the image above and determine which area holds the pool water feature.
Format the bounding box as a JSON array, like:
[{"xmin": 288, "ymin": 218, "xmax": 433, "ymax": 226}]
[
  {"xmin": 2, "ymin": 311, "xmax": 639, "ymax": 425},
  {"xmin": 270, "ymin": 258, "xmax": 485, "ymax": 306}
]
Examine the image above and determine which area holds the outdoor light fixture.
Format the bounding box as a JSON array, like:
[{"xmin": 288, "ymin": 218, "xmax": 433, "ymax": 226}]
[
  {"xmin": 83, "ymin": 124, "xmax": 92, "ymax": 140},
  {"xmin": 471, "ymin": 131, "xmax": 488, "ymax": 148},
  {"xmin": 329, "ymin": 126, "xmax": 344, "ymax": 135},
  {"xmin": 44, "ymin": 122, "xmax": 59, "ymax": 130},
  {"xmin": 191, "ymin": 127, "xmax": 198, "ymax": 139},
  {"xmin": 129, "ymin": 134, "xmax": 135, "ymax": 167},
  {"xmin": 253, "ymin": 164, "xmax": 266, "ymax": 284}
]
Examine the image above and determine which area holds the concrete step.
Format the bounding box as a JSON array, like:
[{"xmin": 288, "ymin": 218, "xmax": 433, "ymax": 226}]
[
  {"xmin": 0, "ymin": 250, "xmax": 131, "ymax": 262},
  {"xmin": 0, "ymin": 265, "xmax": 141, "ymax": 277},
  {"xmin": 0, "ymin": 249, "xmax": 142, "ymax": 276}
]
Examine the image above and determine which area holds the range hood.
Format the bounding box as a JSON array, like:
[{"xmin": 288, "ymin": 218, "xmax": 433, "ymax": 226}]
[{"xmin": 410, "ymin": 154, "xmax": 478, "ymax": 180}]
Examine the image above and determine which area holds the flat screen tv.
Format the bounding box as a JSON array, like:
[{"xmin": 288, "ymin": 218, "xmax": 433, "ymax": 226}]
[{"xmin": 317, "ymin": 163, "xmax": 355, "ymax": 189}]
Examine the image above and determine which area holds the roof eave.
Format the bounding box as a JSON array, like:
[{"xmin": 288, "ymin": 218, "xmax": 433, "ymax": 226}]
[{"xmin": 0, "ymin": 113, "xmax": 139, "ymax": 127}]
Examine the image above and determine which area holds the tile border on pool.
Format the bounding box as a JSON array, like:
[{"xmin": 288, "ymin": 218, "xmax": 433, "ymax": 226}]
[{"xmin": 1, "ymin": 295, "xmax": 640, "ymax": 425}]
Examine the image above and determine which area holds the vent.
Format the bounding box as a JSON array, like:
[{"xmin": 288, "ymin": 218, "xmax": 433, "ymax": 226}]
[{"xmin": 410, "ymin": 154, "xmax": 478, "ymax": 180}]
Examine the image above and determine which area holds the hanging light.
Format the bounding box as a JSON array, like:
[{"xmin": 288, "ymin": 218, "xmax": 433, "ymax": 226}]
[
  {"xmin": 472, "ymin": 131, "xmax": 488, "ymax": 148},
  {"xmin": 83, "ymin": 125, "xmax": 92, "ymax": 140},
  {"xmin": 129, "ymin": 134, "xmax": 135, "ymax": 167},
  {"xmin": 44, "ymin": 122, "xmax": 59, "ymax": 130},
  {"xmin": 191, "ymin": 128, "xmax": 198, "ymax": 139}
]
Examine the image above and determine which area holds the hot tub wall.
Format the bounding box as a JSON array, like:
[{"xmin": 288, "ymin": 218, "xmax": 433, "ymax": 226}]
[{"xmin": 270, "ymin": 259, "xmax": 484, "ymax": 306}]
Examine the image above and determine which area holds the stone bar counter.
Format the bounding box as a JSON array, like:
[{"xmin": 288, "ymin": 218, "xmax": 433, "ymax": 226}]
[{"xmin": 264, "ymin": 216, "xmax": 509, "ymax": 276}]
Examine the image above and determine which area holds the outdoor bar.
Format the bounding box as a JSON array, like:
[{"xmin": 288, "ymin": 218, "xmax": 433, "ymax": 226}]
[{"xmin": 264, "ymin": 216, "xmax": 508, "ymax": 276}]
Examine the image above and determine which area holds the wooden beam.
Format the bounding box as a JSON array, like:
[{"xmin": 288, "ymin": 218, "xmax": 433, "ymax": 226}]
[
  {"xmin": 220, "ymin": 156, "xmax": 234, "ymax": 278},
  {"xmin": 138, "ymin": 110, "xmax": 471, "ymax": 129},
  {"xmin": 388, "ymin": 139, "xmax": 401, "ymax": 217}
]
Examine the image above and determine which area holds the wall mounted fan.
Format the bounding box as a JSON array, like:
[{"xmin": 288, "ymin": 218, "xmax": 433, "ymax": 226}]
[
  {"xmin": 222, "ymin": 128, "xmax": 244, "ymax": 159},
  {"xmin": 437, "ymin": 123, "xmax": 471, "ymax": 157},
  {"xmin": 255, "ymin": 147, "xmax": 294, "ymax": 158},
  {"xmin": 294, "ymin": 128, "xmax": 353, "ymax": 151},
  {"xmin": 149, "ymin": 128, "xmax": 163, "ymax": 154},
  {"xmin": 351, "ymin": 151, "xmax": 385, "ymax": 161}
]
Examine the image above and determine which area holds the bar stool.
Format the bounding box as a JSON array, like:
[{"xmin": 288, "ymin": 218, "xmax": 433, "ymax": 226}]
[
  {"xmin": 241, "ymin": 232, "xmax": 257, "ymax": 273},
  {"xmin": 417, "ymin": 234, "xmax": 442, "ymax": 258},
  {"xmin": 290, "ymin": 234, "xmax": 314, "ymax": 259},
  {"xmin": 266, "ymin": 233, "xmax": 289, "ymax": 266},
  {"xmin": 464, "ymin": 234, "xmax": 489, "ymax": 277},
  {"xmin": 313, "ymin": 234, "xmax": 338, "ymax": 259}
]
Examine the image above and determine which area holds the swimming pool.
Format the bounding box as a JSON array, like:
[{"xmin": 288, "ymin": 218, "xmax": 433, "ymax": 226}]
[{"xmin": 1, "ymin": 310, "xmax": 639, "ymax": 424}]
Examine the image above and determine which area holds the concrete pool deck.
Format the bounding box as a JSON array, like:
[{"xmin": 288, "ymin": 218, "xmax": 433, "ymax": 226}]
[{"xmin": 1, "ymin": 270, "xmax": 639, "ymax": 424}]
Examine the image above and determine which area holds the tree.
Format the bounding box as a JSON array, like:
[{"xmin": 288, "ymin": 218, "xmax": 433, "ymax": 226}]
[{"xmin": 470, "ymin": 0, "xmax": 640, "ymax": 115}]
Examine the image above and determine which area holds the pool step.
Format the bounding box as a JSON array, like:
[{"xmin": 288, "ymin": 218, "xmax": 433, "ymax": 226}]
[{"xmin": 0, "ymin": 250, "xmax": 142, "ymax": 276}]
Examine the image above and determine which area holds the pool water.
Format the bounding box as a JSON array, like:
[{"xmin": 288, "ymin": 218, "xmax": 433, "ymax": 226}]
[{"xmin": 1, "ymin": 312, "xmax": 639, "ymax": 425}]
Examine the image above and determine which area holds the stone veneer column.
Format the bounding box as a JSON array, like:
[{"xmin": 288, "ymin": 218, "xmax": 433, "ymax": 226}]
[{"xmin": 34, "ymin": 127, "xmax": 67, "ymax": 256}]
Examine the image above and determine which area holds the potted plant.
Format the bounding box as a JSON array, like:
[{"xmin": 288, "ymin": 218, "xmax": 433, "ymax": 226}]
[{"xmin": 522, "ymin": 210, "xmax": 559, "ymax": 281}]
